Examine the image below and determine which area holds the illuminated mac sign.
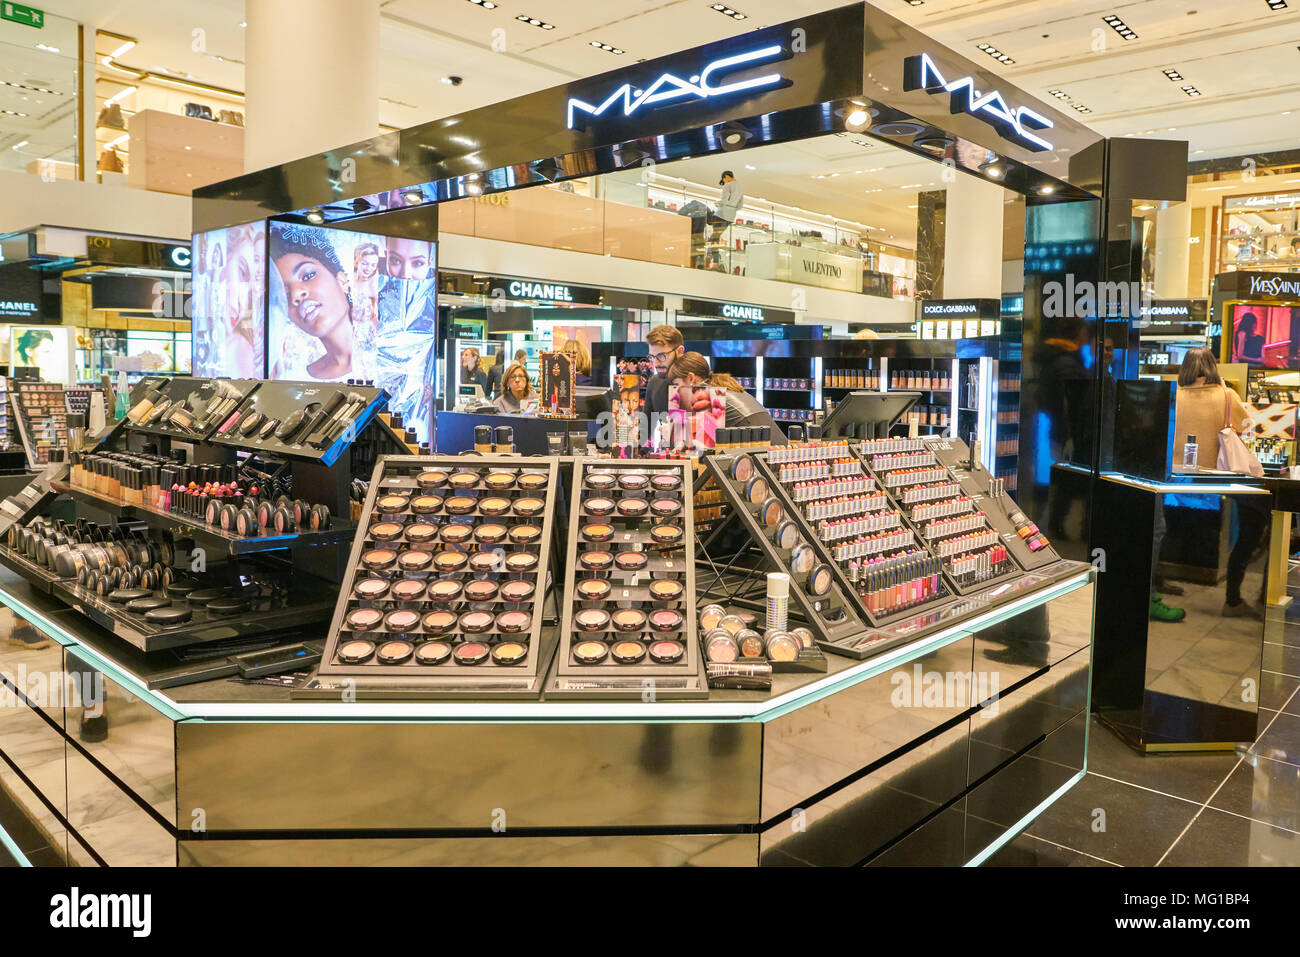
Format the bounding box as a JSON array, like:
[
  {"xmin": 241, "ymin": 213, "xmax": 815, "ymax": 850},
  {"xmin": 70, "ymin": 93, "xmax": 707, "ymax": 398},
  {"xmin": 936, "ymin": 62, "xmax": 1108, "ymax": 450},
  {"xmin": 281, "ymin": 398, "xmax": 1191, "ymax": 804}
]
[
  {"xmin": 566, "ymin": 45, "xmax": 791, "ymax": 130},
  {"xmin": 902, "ymin": 53, "xmax": 1054, "ymax": 153}
]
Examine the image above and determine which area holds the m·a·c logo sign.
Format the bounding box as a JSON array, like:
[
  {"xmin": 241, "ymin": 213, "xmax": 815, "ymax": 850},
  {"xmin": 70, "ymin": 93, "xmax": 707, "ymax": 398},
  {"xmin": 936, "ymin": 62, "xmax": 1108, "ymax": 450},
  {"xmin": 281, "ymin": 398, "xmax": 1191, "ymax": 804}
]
[
  {"xmin": 566, "ymin": 45, "xmax": 792, "ymax": 130},
  {"xmin": 903, "ymin": 52, "xmax": 1054, "ymax": 153}
]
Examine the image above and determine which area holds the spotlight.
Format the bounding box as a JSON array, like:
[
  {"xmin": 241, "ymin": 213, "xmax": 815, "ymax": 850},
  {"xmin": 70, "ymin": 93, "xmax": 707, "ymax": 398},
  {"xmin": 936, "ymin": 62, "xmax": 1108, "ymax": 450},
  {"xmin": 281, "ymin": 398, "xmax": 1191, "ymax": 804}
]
[
  {"xmin": 719, "ymin": 121, "xmax": 751, "ymax": 151},
  {"xmin": 1039, "ymin": 185, "xmax": 1056, "ymax": 195},
  {"xmin": 846, "ymin": 108, "xmax": 868, "ymax": 127},
  {"xmin": 306, "ymin": 209, "xmax": 324, "ymax": 225},
  {"xmin": 403, "ymin": 189, "xmax": 424, "ymax": 205}
]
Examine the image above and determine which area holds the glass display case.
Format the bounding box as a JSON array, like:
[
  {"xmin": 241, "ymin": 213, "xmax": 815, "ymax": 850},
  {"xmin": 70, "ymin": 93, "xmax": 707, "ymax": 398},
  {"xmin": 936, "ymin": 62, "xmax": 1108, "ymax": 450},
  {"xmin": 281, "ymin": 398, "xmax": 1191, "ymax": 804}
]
[{"xmin": 1219, "ymin": 191, "xmax": 1300, "ymax": 274}]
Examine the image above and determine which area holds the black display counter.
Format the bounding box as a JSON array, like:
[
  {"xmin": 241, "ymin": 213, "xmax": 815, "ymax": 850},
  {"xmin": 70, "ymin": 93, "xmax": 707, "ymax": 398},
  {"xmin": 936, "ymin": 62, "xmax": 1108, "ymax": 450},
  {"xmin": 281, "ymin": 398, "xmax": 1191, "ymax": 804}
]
[{"xmin": 434, "ymin": 410, "xmax": 600, "ymax": 455}]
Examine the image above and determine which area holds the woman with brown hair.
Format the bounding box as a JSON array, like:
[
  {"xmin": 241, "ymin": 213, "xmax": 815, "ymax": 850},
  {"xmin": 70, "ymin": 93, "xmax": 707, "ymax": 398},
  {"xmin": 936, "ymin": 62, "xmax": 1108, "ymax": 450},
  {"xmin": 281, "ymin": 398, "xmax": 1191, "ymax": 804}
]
[
  {"xmin": 667, "ymin": 351, "xmax": 787, "ymax": 444},
  {"xmin": 561, "ymin": 338, "xmax": 592, "ymax": 386},
  {"xmin": 493, "ymin": 362, "xmax": 536, "ymax": 413}
]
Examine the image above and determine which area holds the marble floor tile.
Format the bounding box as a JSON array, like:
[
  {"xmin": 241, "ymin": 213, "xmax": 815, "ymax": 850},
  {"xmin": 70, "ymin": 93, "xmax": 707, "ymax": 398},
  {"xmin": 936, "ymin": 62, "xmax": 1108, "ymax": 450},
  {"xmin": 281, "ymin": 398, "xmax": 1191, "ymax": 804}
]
[{"xmin": 1159, "ymin": 806, "xmax": 1300, "ymax": 866}]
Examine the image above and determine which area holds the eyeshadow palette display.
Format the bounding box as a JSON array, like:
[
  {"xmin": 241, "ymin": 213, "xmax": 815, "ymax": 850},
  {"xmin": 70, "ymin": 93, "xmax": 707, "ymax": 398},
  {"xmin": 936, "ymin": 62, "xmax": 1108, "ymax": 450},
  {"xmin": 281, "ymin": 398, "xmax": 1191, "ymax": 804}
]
[
  {"xmin": 548, "ymin": 460, "xmax": 708, "ymax": 699},
  {"xmin": 853, "ymin": 437, "xmax": 1023, "ymax": 595},
  {"xmin": 122, "ymin": 376, "xmax": 261, "ymax": 442},
  {"xmin": 703, "ymin": 453, "xmax": 878, "ymax": 658},
  {"xmin": 308, "ymin": 455, "xmax": 560, "ymax": 699},
  {"xmin": 207, "ymin": 381, "xmax": 387, "ymax": 467},
  {"xmin": 0, "ymin": 515, "xmax": 336, "ymax": 651},
  {"xmin": 11, "ymin": 380, "xmax": 69, "ymax": 467},
  {"xmin": 697, "ymin": 602, "xmax": 825, "ymax": 687}
]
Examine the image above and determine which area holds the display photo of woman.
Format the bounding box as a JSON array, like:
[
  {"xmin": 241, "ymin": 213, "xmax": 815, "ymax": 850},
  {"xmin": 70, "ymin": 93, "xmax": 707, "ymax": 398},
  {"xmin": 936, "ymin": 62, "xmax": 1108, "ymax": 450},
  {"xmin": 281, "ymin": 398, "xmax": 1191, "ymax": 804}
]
[
  {"xmin": 351, "ymin": 242, "xmax": 380, "ymax": 354},
  {"xmin": 494, "ymin": 362, "xmax": 536, "ymax": 413},
  {"xmin": 667, "ymin": 351, "xmax": 787, "ymax": 447},
  {"xmin": 1232, "ymin": 311, "xmax": 1265, "ymax": 365},
  {"xmin": 561, "ymin": 338, "xmax": 592, "ymax": 385},
  {"xmin": 194, "ymin": 222, "xmax": 265, "ymax": 379},
  {"xmin": 269, "ymin": 223, "xmax": 364, "ymax": 382}
]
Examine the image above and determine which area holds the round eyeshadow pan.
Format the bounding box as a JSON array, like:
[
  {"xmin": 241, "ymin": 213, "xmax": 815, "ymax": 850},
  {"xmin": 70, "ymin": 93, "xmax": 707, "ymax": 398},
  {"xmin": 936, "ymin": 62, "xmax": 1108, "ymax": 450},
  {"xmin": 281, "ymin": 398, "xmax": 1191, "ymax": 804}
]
[
  {"xmin": 346, "ymin": 608, "xmax": 385, "ymax": 631},
  {"xmin": 649, "ymin": 609, "xmax": 683, "ymax": 633},
  {"xmin": 575, "ymin": 609, "xmax": 610, "ymax": 632},
  {"xmin": 416, "ymin": 470, "xmax": 448, "ymax": 489},
  {"xmin": 790, "ymin": 544, "xmax": 815, "ymax": 575},
  {"xmin": 718, "ymin": 614, "xmax": 746, "ymax": 635},
  {"xmin": 584, "ymin": 497, "xmax": 616, "ymax": 517},
  {"xmin": 612, "ymin": 640, "xmax": 646, "ymax": 664},
  {"xmin": 377, "ymin": 640, "xmax": 414, "ymax": 665},
  {"xmin": 616, "ymin": 498, "xmax": 649, "ymax": 518},
  {"xmin": 614, "ymin": 551, "xmax": 648, "ymax": 572},
  {"xmin": 766, "ymin": 633, "xmax": 800, "ymax": 662},
  {"xmin": 774, "ymin": 520, "xmax": 799, "ymax": 551},
  {"xmin": 464, "ymin": 580, "xmax": 499, "ymax": 602},
  {"xmin": 415, "ymin": 641, "xmax": 452, "ymax": 665},
  {"xmin": 760, "ymin": 497, "xmax": 784, "ymax": 528},
  {"xmin": 370, "ymin": 522, "xmax": 405, "ymax": 542},
  {"xmin": 650, "ymin": 473, "xmax": 682, "ymax": 491},
  {"xmin": 390, "ymin": 579, "xmax": 428, "ymax": 602},
  {"xmin": 429, "ymin": 579, "xmax": 464, "ymax": 602},
  {"xmin": 422, "ymin": 610, "xmax": 458, "ymax": 633},
  {"xmin": 506, "ymin": 552, "xmax": 539, "ymax": 573},
  {"xmin": 376, "ymin": 494, "xmax": 409, "ymax": 512},
  {"xmin": 500, "ymin": 580, "xmax": 536, "ymax": 603},
  {"xmin": 576, "ymin": 578, "xmax": 612, "ymax": 601},
  {"xmin": 650, "ymin": 525, "xmax": 682, "ymax": 545},
  {"xmin": 397, "ymin": 550, "xmax": 433, "ymax": 572},
  {"xmin": 409, "ymin": 496, "xmax": 443, "ymax": 514},
  {"xmin": 706, "ymin": 632, "xmax": 739, "ymax": 663},
  {"xmin": 362, "ymin": 548, "xmax": 397, "ymax": 570},
  {"xmin": 517, "ymin": 473, "xmax": 548, "ymax": 491},
  {"xmin": 433, "ymin": 551, "xmax": 469, "ymax": 573},
  {"xmin": 618, "ymin": 473, "xmax": 649, "ymax": 490},
  {"xmin": 492, "ymin": 641, "xmax": 529, "ymax": 665},
  {"xmin": 460, "ymin": 611, "xmax": 495, "ymax": 633},
  {"xmin": 484, "ymin": 472, "xmax": 516, "ymax": 490},
  {"xmin": 699, "ymin": 604, "xmax": 727, "ymax": 631},
  {"xmin": 648, "ymin": 579, "xmax": 684, "ymax": 602},
  {"xmin": 791, "ymin": 627, "xmax": 815, "ymax": 649},
  {"xmin": 496, "ymin": 610, "xmax": 532, "ymax": 633},
  {"xmin": 454, "ymin": 642, "xmax": 490, "ymax": 666},
  {"xmin": 650, "ymin": 499, "xmax": 681, "ymax": 518},
  {"xmin": 730, "ymin": 455, "xmax": 754, "ymax": 482},
  {"xmin": 508, "ymin": 525, "xmax": 541, "ymax": 545},
  {"xmin": 738, "ymin": 631, "xmax": 766, "ymax": 658},
  {"xmin": 440, "ymin": 523, "xmax": 474, "ymax": 543},
  {"xmin": 384, "ymin": 610, "xmax": 422, "ymax": 634},
  {"xmin": 649, "ymin": 640, "xmax": 684, "ymax": 664},
  {"xmin": 582, "ymin": 523, "xmax": 614, "ymax": 542},
  {"xmin": 406, "ymin": 524, "xmax": 438, "ymax": 545},
  {"xmin": 573, "ymin": 640, "xmax": 609, "ymax": 664},
  {"xmin": 354, "ymin": 578, "xmax": 391, "ymax": 599},
  {"xmin": 338, "ymin": 639, "xmax": 376, "ymax": 664},
  {"xmin": 744, "ymin": 476, "xmax": 769, "ymax": 505},
  {"xmin": 444, "ymin": 496, "xmax": 478, "ymax": 515},
  {"xmin": 469, "ymin": 552, "xmax": 502, "ymax": 574},
  {"xmin": 513, "ymin": 497, "xmax": 546, "ymax": 517},
  {"xmin": 580, "ymin": 550, "xmax": 614, "ymax": 571},
  {"xmin": 474, "ymin": 524, "xmax": 508, "ymax": 545},
  {"xmin": 808, "ymin": 563, "xmax": 833, "ymax": 597},
  {"xmin": 448, "ymin": 472, "xmax": 480, "ymax": 489},
  {"xmin": 584, "ymin": 473, "xmax": 616, "ymax": 490},
  {"xmin": 612, "ymin": 609, "xmax": 647, "ymax": 632},
  {"xmin": 478, "ymin": 497, "xmax": 512, "ymax": 517}
]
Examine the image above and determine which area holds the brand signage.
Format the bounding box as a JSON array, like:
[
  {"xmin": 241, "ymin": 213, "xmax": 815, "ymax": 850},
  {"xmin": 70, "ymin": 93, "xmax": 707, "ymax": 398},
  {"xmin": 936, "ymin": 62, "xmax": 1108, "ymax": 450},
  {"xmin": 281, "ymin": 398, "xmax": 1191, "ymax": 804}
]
[
  {"xmin": 86, "ymin": 235, "xmax": 191, "ymax": 271},
  {"xmin": 0, "ymin": 261, "xmax": 45, "ymax": 320},
  {"xmin": 680, "ymin": 298, "xmax": 795, "ymax": 324},
  {"xmin": 487, "ymin": 277, "xmax": 602, "ymax": 306},
  {"xmin": 903, "ymin": 52, "xmax": 1054, "ymax": 152},
  {"xmin": 1247, "ymin": 273, "xmax": 1300, "ymax": 300},
  {"xmin": 1224, "ymin": 192, "xmax": 1300, "ymax": 212},
  {"xmin": 567, "ymin": 44, "xmax": 792, "ymax": 130},
  {"xmin": 919, "ymin": 299, "xmax": 1000, "ymax": 320},
  {"xmin": 1137, "ymin": 300, "xmax": 1207, "ymax": 324}
]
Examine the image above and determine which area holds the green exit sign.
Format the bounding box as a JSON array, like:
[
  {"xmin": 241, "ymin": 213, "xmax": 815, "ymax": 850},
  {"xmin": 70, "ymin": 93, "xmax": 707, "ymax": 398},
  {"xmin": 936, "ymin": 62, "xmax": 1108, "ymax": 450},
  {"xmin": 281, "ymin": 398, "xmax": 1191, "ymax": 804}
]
[{"xmin": 1, "ymin": 2, "xmax": 44, "ymax": 27}]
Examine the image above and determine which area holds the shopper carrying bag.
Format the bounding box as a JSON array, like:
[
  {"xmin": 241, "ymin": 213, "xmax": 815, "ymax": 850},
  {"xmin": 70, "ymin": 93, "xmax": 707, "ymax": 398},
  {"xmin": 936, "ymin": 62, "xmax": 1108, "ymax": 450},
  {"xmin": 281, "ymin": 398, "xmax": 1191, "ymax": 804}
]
[{"xmin": 1218, "ymin": 387, "xmax": 1264, "ymax": 477}]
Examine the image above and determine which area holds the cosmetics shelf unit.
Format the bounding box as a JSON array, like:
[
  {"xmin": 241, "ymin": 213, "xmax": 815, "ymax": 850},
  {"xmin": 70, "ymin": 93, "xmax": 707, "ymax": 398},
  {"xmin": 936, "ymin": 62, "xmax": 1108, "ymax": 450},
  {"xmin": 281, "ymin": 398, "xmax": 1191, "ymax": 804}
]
[
  {"xmin": 549, "ymin": 459, "xmax": 708, "ymax": 699},
  {"xmin": 305, "ymin": 456, "xmax": 561, "ymax": 699},
  {"xmin": 10, "ymin": 380, "xmax": 70, "ymax": 468}
]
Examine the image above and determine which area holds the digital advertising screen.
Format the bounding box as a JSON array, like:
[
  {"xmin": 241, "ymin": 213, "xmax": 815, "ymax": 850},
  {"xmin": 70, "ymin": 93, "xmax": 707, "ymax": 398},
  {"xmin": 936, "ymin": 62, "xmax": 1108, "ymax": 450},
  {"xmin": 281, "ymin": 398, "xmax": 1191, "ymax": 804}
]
[
  {"xmin": 1230, "ymin": 303, "xmax": 1300, "ymax": 369},
  {"xmin": 9, "ymin": 326, "xmax": 70, "ymax": 383},
  {"xmin": 267, "ymin": 222, "xmax": 437, "ymax": 445},
  {"xmin": 190, "ymin": 222, "xmax": 267, "ymax": 379}
]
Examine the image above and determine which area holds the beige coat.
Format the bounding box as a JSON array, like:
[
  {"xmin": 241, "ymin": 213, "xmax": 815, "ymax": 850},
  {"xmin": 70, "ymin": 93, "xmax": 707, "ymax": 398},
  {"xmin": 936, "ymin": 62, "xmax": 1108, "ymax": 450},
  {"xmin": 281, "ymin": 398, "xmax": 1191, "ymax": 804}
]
[{"xmin": 1174, "ymin": 380, "xmax": 1248, "ymax": 468}]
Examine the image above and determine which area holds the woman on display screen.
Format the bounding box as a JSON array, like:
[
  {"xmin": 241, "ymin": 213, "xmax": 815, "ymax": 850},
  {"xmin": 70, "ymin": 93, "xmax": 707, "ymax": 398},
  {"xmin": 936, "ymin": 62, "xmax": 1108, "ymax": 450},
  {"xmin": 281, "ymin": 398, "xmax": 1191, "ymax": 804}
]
[
  {"xmin": 212, "ymin": 223, "xmax": 265, "ymax": 379},
  {"xmin": 493, "ymin": 362, "xmax": 536, "ymax": 413},
  {"xmin": 351, "ymin": 242, "xmax": 380, "ymax": 355},
  {"xmin": 270, "ymin": 226, "xmax": 355, "ymax": 381},
  {"xmin": 1233, "ymin": 311, "xmax": 1265, "ymax": 365}
]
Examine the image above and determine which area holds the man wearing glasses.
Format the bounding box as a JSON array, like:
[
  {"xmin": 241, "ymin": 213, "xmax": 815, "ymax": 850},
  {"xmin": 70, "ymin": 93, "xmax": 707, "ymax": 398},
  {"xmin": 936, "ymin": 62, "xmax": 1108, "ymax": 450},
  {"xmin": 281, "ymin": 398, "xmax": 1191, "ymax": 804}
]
[{"xmin": 645, "ymin": 324, "xmax": 684, "ymax": 419}]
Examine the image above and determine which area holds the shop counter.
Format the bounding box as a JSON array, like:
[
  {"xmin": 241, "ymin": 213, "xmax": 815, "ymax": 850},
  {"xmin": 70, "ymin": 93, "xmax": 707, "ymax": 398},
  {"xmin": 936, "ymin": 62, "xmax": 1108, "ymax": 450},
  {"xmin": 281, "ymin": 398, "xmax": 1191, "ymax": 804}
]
[
  {"xmin": 0, "ymin": 564, "xmax": 1093, "ymax": 866},
  {"xmin": 434, "ymin": 409, "xmax": 601, "ymax": 455}
]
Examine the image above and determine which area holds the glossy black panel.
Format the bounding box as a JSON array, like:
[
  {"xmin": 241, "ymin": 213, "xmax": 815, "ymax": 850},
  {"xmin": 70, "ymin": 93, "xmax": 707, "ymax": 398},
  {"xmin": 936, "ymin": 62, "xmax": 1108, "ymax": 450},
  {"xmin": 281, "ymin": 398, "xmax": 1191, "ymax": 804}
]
[{"xmin": 866, "ymin": 800, "xmax": 966, "ymax": 867}]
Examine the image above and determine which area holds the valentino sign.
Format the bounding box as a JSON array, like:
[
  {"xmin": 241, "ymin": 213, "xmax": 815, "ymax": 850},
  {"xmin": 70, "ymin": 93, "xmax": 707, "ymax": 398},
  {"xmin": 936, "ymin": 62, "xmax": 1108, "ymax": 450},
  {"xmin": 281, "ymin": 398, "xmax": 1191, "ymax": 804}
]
[
  {"xmin": 566, "ymin": 45, "xmax": 791, "ymax": 130},
  {"xmin": 902, "ymin": 53, "xmax": 1054, "ymax": 153}
]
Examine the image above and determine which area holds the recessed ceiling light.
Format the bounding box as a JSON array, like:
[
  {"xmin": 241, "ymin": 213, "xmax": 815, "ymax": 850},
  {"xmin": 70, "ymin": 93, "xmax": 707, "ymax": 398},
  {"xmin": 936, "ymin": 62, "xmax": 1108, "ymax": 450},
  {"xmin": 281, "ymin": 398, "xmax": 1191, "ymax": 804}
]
[
  {"xmin": 516, "ymin": 14, "xmax": 555, "ymax": 29},
  {"xmin": 11, "ymin": 140, "xmax": 28, "ymax": 150},
  {"xmin": 1102, "ymin": 14, "xmax": 1138, "ymax": 40},
  {"xmin": 710, "ymin": 4, "xmax": 747, "ymax": 20},
  {"xmin": 35, "ymin": 43, "xmax": 59, "ymax": 53},
  {"xmin": 906, "ymin": 0, "xmax": 925, "ymax": 5},
  {"xmin": 976, "ymin": 43, "xmax": 1015, "ymax": 65},
  {"xmin": 1162, "ymin": 68, "xmax": 1184, "ymax": 81},
  {"xmin": 1181, "ymin": 85, "xmax": 1201, "ymax": 96},
  {"xmin": 1266, "ymin": 0, "xmax": 1288, "ymax": 10},
  {"xmin": 589, "ymin": 41, "xmax": 624, "ymax": 54},
  {"xmin": 468, "ymin": 0, "xmax": 498, "ymax": 7},
  {"xmin": 745, "ymin": 164, "xmax": 756, "ymax": 170},
  {"xmin": 1039, "ymin": 185, "xmax": 1056, "ymax": 195}
]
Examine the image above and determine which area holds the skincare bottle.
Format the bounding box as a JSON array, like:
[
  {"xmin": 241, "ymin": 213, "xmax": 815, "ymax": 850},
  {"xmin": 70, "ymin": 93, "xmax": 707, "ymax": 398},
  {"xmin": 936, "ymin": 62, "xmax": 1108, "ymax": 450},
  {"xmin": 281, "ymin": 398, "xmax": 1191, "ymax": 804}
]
[{"xmin": 1184, "ymin": 435, "xmax": 1198, "ymax": 468}]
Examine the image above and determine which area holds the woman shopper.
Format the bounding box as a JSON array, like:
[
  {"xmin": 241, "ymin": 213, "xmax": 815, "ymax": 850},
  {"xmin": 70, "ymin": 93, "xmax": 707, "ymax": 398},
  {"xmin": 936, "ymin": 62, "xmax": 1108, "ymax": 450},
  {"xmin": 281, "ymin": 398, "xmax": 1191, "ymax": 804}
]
[{"xmin": 494, "ymin": 362, "xmax": 536, "ymax": 413}]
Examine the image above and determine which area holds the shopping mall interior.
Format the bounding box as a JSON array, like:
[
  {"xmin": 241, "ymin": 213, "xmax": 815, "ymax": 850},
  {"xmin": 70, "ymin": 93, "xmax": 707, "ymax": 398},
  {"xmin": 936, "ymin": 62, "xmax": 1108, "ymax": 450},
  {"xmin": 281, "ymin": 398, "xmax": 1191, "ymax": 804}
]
[{"xmin": 0, "ymin": 0, "xmax": 1297, "ymax": 883}]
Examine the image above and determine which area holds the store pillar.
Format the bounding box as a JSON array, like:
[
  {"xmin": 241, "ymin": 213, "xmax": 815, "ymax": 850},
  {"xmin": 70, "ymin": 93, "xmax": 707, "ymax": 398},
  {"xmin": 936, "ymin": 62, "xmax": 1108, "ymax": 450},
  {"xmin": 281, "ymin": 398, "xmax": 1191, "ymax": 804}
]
[
  {"xmin": 1153, "ymin": 202, "xmax": 1193, "ymax": 299},
  {"xmin": 943, "ymin": 174, "xmax": 1004, "ymax": 299},
  {"xmin": 243, "ymin": 0, "xmax": 381, "ymax": 172}
]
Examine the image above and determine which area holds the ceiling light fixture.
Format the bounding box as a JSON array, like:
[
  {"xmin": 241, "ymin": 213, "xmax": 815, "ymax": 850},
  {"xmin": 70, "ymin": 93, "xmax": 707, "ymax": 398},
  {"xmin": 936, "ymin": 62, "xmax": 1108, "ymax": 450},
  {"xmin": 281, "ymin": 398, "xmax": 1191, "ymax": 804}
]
[
  {"xmin": 1102, "ymin": 14, "xmax": 1138, "ymax": 40},
  {"xmin": 35, "ymin": 43, "xmax": 59, "ymax": 53},
  {"xmin": 1181, "ymin": 85, "xmax": 1202, "ymax": 96},
  {"xmin": 1162, "ymin": 68, "xmax": 1184, "ymax": 81},
  {"xmin": 1039, "ymin": 185, "xmax": 1056, "ymax": 195},
  {"xmin": 589, "ymin": 41, "xmax": 625, "ymax": 54},
  {"xmin": 515, "ymin": 14, "xmax": 555, "ymax": 29},
  {"xmin": 710, "ymin": 4, "xmax": 748, "ymax": 21},
  {"xmin": 11, "ymin": 140, "xmax": 28, "ymax": 150},
  {"xmin": 306, "ymin": 209, "xmax": 324, "ymax": 225},
  {"xmin": 905, "ymin": 0, "xmax": 925, "ymax": 5},
  {"xmin": 467, "ymin": 0, "xmax": 498, "ymax": 7},
  {"xmin": 1266, "ymin": 0, "xmax": 1288, "ymax": 9},
  {"xmin": 975, "ymin": 42, "xmax": 1015, "ymax": 65}
]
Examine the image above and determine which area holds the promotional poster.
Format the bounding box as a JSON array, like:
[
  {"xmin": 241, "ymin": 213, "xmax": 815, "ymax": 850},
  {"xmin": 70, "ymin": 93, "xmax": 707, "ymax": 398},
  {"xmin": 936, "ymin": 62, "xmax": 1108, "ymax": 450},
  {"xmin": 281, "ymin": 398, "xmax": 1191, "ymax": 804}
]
[
  {"xmin": 191, "ymin": 222, "xmax": 266, "ymax": 379},
  {"xmin": 538, "ymin": 350, "xmax": 575, "ymax": 418},
  {"xmin": 669, "ymin": 383, "xmax": 727, "ymax": 450},
  {"xmin": 9, "ymin": 326, "xmax": 70, "ymax": 383},
  {"xmin": 267, "ymin": 222, "xmax": 438, "ymax": 445},
  {"xmin": 1230, "ymin": 304, "xmax": 1300, "ymax": 368}
]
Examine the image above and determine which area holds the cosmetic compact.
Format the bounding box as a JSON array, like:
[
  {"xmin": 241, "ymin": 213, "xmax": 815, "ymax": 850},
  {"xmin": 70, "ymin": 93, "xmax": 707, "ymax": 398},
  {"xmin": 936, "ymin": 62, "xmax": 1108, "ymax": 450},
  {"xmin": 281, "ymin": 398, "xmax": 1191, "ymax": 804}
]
[
  {"xmin": 699, "ymin": 604, "xmax": 727, "ymax": 631},
  {"xmin": 415, "ymin": 641, "xmax": 452, "ymax": 665},
  {"xmin": 573, "ymin": 640, "xmax": 609, "ymax": 664},
  {"xmin": 614, "ymin": 551, "xmax": 647, "ymax": 572},
  {"xmin": 807, "ymin": 563, "xmax": 833, "ymax": 597},
  {"xmin": 576, "ymin": 578, "xmax": 612, "ymax": 601},
  {"xmin": 774, "ymin": 520, "xmax": 800, "ymax": 551},
  {"xmin": 765, "ymin": 632, "xmax": 801, "ymax": 662},
  {"xmin": 705, "ymin": 631, "xmax": 739, "ymax": 663},
  {"xmin": 738, "ymin": 630, "xmax": 766, "ymax": 659},
  {"xmin": 453, "ymin": 642, "xmax": 490, "ymax": 666},
  {"xmin": 730, "ymin": 455, "xmax": 754, "ymax": 482},
  {"xmin": 616, "ymin": 497, "xmax": 649, "ymax": 518}
]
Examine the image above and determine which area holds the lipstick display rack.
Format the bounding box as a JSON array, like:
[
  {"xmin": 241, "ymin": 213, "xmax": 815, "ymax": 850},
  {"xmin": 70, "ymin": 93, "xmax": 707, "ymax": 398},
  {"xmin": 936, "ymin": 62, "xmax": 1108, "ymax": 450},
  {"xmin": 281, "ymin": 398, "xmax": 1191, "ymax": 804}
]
[
  {"xmin": 548, "ymin": 460, "xmax": 708, "ymax": 700},
  {"xmin": 304, "ymin": 455, "xmax": 562, "ymax": 700}
]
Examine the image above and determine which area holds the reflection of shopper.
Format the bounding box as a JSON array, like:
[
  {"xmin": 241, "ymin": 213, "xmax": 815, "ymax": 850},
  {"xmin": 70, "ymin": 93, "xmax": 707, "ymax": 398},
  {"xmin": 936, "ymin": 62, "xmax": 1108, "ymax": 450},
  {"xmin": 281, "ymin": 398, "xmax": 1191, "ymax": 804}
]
[
  {"xmin": 667, "ymin": 351, "xmax": 787, "ymax": 445},
  {"xmin": 1233, "ymin": 312, "xmax": 1265, "ymax": 364},
  {"xmin": 271, "ymin": 228, "xmax": 354, "ymax": 380},
  {"xmin": 561, "ymin": 339, "xmax": 592, "ymax": 385},
  {"xmin": 494, "ymin": 362, "xmax": 535, "ymax": 413}
]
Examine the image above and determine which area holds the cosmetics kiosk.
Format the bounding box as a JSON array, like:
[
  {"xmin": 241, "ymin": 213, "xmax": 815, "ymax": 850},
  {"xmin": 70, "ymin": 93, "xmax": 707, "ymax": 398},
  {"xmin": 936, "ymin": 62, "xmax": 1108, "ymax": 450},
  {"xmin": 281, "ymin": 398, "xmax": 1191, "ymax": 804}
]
[{"xmin": 0, "ymin": 3, "xmax": 1117, "ymax": 866}]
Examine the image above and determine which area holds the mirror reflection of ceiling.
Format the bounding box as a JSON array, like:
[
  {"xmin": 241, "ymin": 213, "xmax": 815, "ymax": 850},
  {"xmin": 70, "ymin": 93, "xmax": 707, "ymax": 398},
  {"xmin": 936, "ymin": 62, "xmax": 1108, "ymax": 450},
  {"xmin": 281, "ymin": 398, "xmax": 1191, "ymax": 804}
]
[{"xmin": 26, "ymin": 0, "xmax": 1300, "ymax": 158}]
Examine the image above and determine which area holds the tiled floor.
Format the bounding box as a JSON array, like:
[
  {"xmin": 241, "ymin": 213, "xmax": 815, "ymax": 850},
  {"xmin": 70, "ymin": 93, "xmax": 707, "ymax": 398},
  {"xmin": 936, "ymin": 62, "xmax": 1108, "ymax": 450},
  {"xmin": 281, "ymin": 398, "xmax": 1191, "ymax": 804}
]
[{"xmin": 989, "ymin": 578, "xmax": 1300, "ymax": 867}]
